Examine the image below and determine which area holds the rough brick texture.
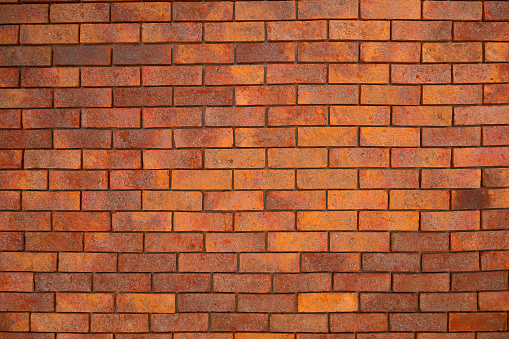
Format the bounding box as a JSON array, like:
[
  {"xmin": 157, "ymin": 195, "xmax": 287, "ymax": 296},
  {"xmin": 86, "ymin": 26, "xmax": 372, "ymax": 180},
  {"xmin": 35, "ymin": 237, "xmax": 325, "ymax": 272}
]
[{"xmin": 0, "ymin": 0, "xmax": 508, "ymax": 337}]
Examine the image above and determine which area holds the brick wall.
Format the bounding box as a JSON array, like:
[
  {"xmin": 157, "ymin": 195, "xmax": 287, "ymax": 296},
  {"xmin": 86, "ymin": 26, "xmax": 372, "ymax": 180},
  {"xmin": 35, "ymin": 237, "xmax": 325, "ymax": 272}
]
[{"xmin": 0, "ymin": 0, "xmax": 508, "ymax": 337}]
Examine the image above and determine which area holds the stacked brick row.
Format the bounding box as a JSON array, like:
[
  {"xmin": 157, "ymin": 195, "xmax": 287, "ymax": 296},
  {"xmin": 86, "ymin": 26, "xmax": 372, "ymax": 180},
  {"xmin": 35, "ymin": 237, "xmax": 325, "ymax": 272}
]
[{"xmin": 0, "ymin": 0, "xmax": 508, "ymax": 337}]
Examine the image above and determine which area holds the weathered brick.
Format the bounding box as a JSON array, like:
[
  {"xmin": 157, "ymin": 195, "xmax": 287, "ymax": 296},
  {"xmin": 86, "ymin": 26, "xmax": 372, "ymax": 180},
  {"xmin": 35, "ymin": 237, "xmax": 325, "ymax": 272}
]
[
  {"xmin": 111, "ymin": 2, "xmax": 171, "ymax": 22},
  {"xmin": 91, "ymin": 314, "xmax": 148, "ymax": 333},
  {"xmin": 392, "ymin": 21, "xmax": 452, "ymax": 41},
  {"xmin": 154, "ymin": 273, "xmax": 210, "ymax": 293},
  {"xmin": 363, "ymin": 253, "xmax": 420, "ymax": 272},
  {"xmin": 299, "ymin": 0, "xmax": 357, "ymax": 19},
  {"xmin": 113, "ymin": 45, "xmax": 171, "ymax": 65},
  {"xmin": 241, "ymin": 253, "xmax": 299, "ymax": 273},
  {"xmin": 235, "ymin": 212, "xmax": 295, "ymax": 231},
  {"xmin": 0, "ymin": 47, "xmax": 51, "ymax": 67},
  {"xmin": 0, "ymin": 89, "xmax": 52, "ymax": 109},
  {"xmin": 267, "ymin": 190, "xmax": 326, "ymax": 210},
  {"xmin": 59, "ymin": 253, "xmax": 116, "ymax": 272},
  {"xmin": 26, "ymin": 232, "xmax": 82, "ymax": 252},
  {"xmin": 205, "ymin": 22, "xmax": 264, "ymax": 42},
  {"xmin": 81, "ymin": 23, "xmax": 140, "ymax": 44},
  {"xmin": 393, "ymin": 106, "xmax": 452, "ymax": 126},
  {"xmin": 330, "ymin": 20, "xmax": 390, "ymax": 40},
  {"xmin": 143, "ymin": 191, "xmax": 202, "ymax": 211},
  {"xmin": 330, "ymin": 64, "xmax": 389, "ymax": 84},
  {"xmin": 114, "ymin": 87, "xmax": 172, "ymax": 107},
  {"xmin": 361, "ymin": 42, "xmax": 420, "ymax": 62},
  {"xmin": 423, "ymin": 253, "xmax": 479, "ymax": 272},
  {"xmin": 145, "ymin": 233, "xmax": 203, "ymax": 252},
  {"xmin": 82, "ymin": 67, "xmax": 140, "ymax": 87},
  {"xmin": 423, "ymin": 1, "xmax": 482, "ymax": 20},
  {"xmin": 237, "ymin": 127, "xmax": 296, "ymax": 147},
  {"xmin": 0, "ymin": 4, "xmax": 48, "ymax": 24},
  {"xmin": 271, "ymin": 314, "xmax": 327, "ymax": 333},
  {"xmin": 485, "ymin": 84, "xmax": 509, "ymax": 103},
  {"xmin": 55, "ymin": 88, "xmax": 112, "ymax": 108},
  {"xmin": 237, "ymin": 1, "xmax": 295, "ymax": 21},
  {"xmin": 82, "ymin": 191, "xmax": 141, "ymax": 211},
  {"xmin": 361, "ymin": 0, "xmax": 420, "ymax": 19},
  {"xmin": 180, "ymin": 253, "xmax": 236, "ymax": 272},
  {"xmin": 175, "ymin": 87, "xmax": 233, "ymax": 106},
  {"xmin": 119, "ymin": 254, "xmax": 176, "ymax": 273},
  {"xmin": 56, "ymin": 293, "xmax": 114, "ymax": 313},
  {"xmin": 298, "ymin": 85, "xmax": 358, "ymax": 105},
  {"xmin": 84, "ymin": 150, "xmax": 141, "ymax": 169},
  {"xmin": 85, "ymin": 233, "xmax": 143, "ymax": 252},
  {"xmin": 390, "ymin": 313, "xmax": 447, "ymax": 332},
  {"xmin": 486, "ymin": 42, "xmax": 509, "ymax": 61},
  {"xmin": 144, "ymin": 150, "xmax": 202, "ymax": 169},
  {"xmin": 20, "ymin": 24, "xmax": 78, "ymax": 44},
  {"xmin": 237, "ymin": 85, "xmax": 296, "ymax": 106},
  {"xmin": 152, "ymin": 313, "xmax": 208, "ymax": 332},
  {"xmin": 392, "ymin": 64, "xmax": 451, "ymax": 84},
  {"xmin": 235, "ymin": 170, "xmax": 294, "ymax": 190},
  {"xmin": 330, "ymin": 148, "xmax": 389, "ymax": 167},
  {"xmin": 479, "ymin": 291, "xmax": 509, "ymax": 311},
  {"xmin": 50, "ymin": 3, "xmax": 109, "ymax": 23},
  {"xmin": 211, "ymin": 314, "xmax": 268, "ymax": 332},
  {"xmin": 331, "ymin": 232, "xmax": 389, "ymax": 252},
  {"xmin": 421, "ymin": 211, "xmax": 479, "ymax": 231},
  {"xmin": 0, "ymin": 272, "xmax": 33, "ymax": 292},
  {"xmin": 302, "ymin": 253, "xmax": 360, "ymax": 272},
  {"xmin": 54, "ymin": 130, "xmax": 111, "ymax": 149},
  {"xmin": 423, "ymin": 43, "xmax": 482, "ymax": 63},
  {"xmin": 174, "ymin": 2, "xmax": 233, "ymax": 21},
  {"xmin": 0, "ymin": 25, "xmax": 18, "ymax": 45},
  {"xmin": 0, "ymin": 69, "xmax": 18, "ymax": 87},
  {"xmin": 117, "ymin": 294, "xmax": 175, "ymax": 313},
  {"xmin": 449, "ymin": 313, "xmax": 507, "ymax": 332},
  {"xmin": 32, "ymin": 314, "xmax": 89, "ymax": 333},
  {"xmin": 334, "ymin": 273, "xmax": 391, "ymax": 292},
  {"xmin": 214, "ymin": 274, "xmax": 271, "ymax": 293},
  {"xmin": 53, "ymin": 46, "xmax": 111, "ymax": 66},
  {"xmin": 331, "ymin": 313, "xmax": 388, "ymax": 332},
  {"xmin": 205, "ymin": 149, "xmax": 264, "ymax": 169},
  {"xmin": 361, "ymin": 85, "xmax": 420, "ymax": 105},
  {"xmin": 179, "ymin": 293, "xmax": 235, "ymax": 312},
  {"xmin": 360, "ymin": 293, "xmax": 417, "ymax": 312},
  {"xmin": 268, "ymin": 20, "xmax": 327, "ymax": 41},
  {"xmin": 174, "ymin": 44, "xmax": 233, "ymax": 64},
  {"xmin": 393, "ymin": 273, "xmax": 450, "ymax": 292},
  {"xmin": 275, "ymin": 273, "xmax": 331, "ymax": 293},
  {"xmin": 329, "ymin": 190, "xmax": 388, "ymax": 210},
  {"xmin": 482, "ymin": 209, "xmax": 509, "ymax": 229}
]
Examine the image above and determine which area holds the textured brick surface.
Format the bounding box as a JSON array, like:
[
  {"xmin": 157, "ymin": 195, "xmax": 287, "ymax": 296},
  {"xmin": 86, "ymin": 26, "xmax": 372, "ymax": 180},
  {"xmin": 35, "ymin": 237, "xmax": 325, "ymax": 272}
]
[{"xmin": 0, "ymin": 0, "xmax": 508, "ymax": 336}]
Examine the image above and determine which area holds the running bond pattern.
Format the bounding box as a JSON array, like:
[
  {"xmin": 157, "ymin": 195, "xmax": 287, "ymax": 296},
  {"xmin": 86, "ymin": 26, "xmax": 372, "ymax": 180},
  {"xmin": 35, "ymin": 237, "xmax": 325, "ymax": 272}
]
[{"xmin": 0, "ymin": 0, "xmax": 508, "ymax": 337}]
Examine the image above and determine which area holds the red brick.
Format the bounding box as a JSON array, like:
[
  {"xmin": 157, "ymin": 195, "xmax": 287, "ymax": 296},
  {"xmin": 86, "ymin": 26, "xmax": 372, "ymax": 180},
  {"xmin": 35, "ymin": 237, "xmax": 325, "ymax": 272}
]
[
  {"xmin": 55, "ymin": 88, "xmax": 112, "ymax": 108},
  {"xmin": 392, "ymin": 233, "xmax": 449, "ymax": 252},
  {"xmin": 205, "ymin": 191, "xmax": 263, "ymax": 211},
  {"xmin": 267, "ymin": 190, "xmax": 326, "ymax": 210},
  {"xmin": 111, "ymin": 170, "xmax": 169, "ymax": 190},
  {"xmin": 331, "ymin": 232, "xmax": 389, "ymax": 252},
  {"xmin": 117, "ymin": 294, "xmax": 175, "ymax": 313},
  {"xmin": 297, "ymin": 211, "xmax": 356, "ymax": 231},
  {"xmin": 453, "ymin": 271, "xmax": 508, "ymax": 291},
  {"xmin": 237, "ymin": 85, "xmax": 295, "ymax": 106},
  {"xmin": 82, "ymin": 67, "xmax": 140, "ymax": 87},
  {"xmin": 361, "ymin": 85, "xmax": 420, "ymax": 105},
  {"xmin": 423, "ymin": 253, "xmax": 479, "ymax": 272},
  {"xmin": 175, "ymin": 87, "xmax": 233, "ymax": 106},
  {"xmin": 0, "ymin": 25, "xmax": 18, "ymax": 45},
  {"xmin": 359, "ymin": 211, "xmax": 418, "ymax": 231},
  {"xmin": 269, "ymin": 106, "xmax": 327, "ymax": 126},
  {"xmin": 274, "ymin": 273, "xmax": 331, "ymax": 292},
  {"xmin": 330, "ymin": 148, "xmax": 389, "ymax": 167},
  {"xmin": 363, "ymin": 253, "xmax": 420, "ymax": 272},
  {"xmin": 391, "ymin": 190, "xmax": 450, "ymax": 210},
  {"xmin": 205, "ymin": 149, "xmax": 264, "ymax": 169},
  {"xmin": 36, "ymin": 272, "xmax": 89, "ymax": 291},
  {"xmin": 81, "ymin": 23, "xmax": 139, "ymax": 43},
  {"xmin": 119, "ymin": 254, "xmax": 176, "ymax": 273},
  {"xmin": 114, "ymin": 87, "xmax": 172, "ymax": 107},
  {"xmin": 0, "ymin": 272, "xmax": 33, "ymax": 292},
  {"xmin": 59, "ymin": 253, "xmax": 116, "ymax": 272},
  {"xmin": 485, "ymin": 84, "xmax": 509, "ymax": 103},
  {"xmin": 56, "ymin": 215, "xmax": 107, "ymax": 236},
  {"xmin": 179, "ymin": 293, "xmax": 234, "ymax": 312},
  {"xmin": 392, "ymin": 21, "xmax": 452, "ymax": 41},
  {"xmin": 422, "ymin": 169, "xmax": 480, "ymax": 188},
  {"xmin": 334, "ymin": 273, "xmax": 391, "ymax": 292},
  {"xmin": 298, "ymin": 169, "xmax": 356, "ymax": 189},
  {"xmin": 53, "ymin": 46, "xmax": 111, "ymax": 66},
  {"xmin": 143, "ymin": 66, "xmax": 201, "ymax": 86},
  {"xmin": 83, "ymin": 191, "xmax": 140, "ymax": 211},
  {"xmin": 486, "ymin": 42, "xmax": 509, "ymax": 61},
  {"xmin": 361, "ymin": 127, "xmax": 420, "ymax": 146},
  {"xmin": 0, "ymin": 252, "xmax": 56, "ymax": 272},
  {"xmin": 91, "ymin": 314, "xmax": 148, "ymax": 333},
  {"xmin": 240, "ymin": 294, "xmax": 295, "ymax": 313},
  {"xmin": 330, "ymin": 64, "xmax": 388, "ymax": 84},
  {"xmin": 360, "ymin": 169, "xmax": 419, "ymax": 188},
  {"xmin": 393, "ymin": 273, "xmax": 450, "ymax": 292},
  {"xmin": 298, "ymin": 85, "xmax": 358, "ymax": 105},
  {"xmin": 54, "ymin": 130, "xmax": 111, "ymax": 149},
  {"xmin": 143, "ymin": 191, "xmax": 202, "ymax": 211},
  {"xmin": 23, "ymin": 109, "xmax": 79, "ymax": 128},
  {"xmin": 205, "ymin": 22, "xmax": 264, "ymax": 42},
  {"xmin": 0, "ymin": 313, "xmax": 29, "ymax": 332},
  {"xmin": 236, "ymin": 128, "xmax": 295, "ymax": 147},
  {"xmin": 144, "ymin": 150, "xmax": 202, "ymax": 169},
  {"xmin": 26, "ymin": 232, "xmax": 82, "ymax": 252},
  {"xmin": 421, "ymin": 293, "xmax": 477, "ymax": 312},
  {"xmin": 211, "ymin": 314, "xmax": 268, "ymax": 332},
  {"xmin": 0, "ymin": 69, "xmax": 18, "ymax": 87},
  {"xmin": 151, "ymin": 313, "xmax": 208, "ymax": 332},
  {"xmin": 175, "ymin": 128, "xmax": 233, "ymax": 148},
  {"xmin": 269, "ymin": 232, "xmax": 327, "ymax": 252},
  {"xmin": 449, "ymin": 313, "xmax": 507, "ymax": 332},
  {"xmin": 32, "ymin": 314, "xmax": 88, "ymax": 333},
  {"xmin": 390, "ymin": 313, "xmax": 447, "ymax": 332},
  {"xmin": 302, "ymin": 253, "xmax": 360, "ymax": 272},
  {"xmin": 50, "ymin": 3, "xmax": 109, "ymax": 23},
  {"xmin": 300, "ymin": 127, "xmax": 357, "ymax": 147},
  {"xmin": 174, "ymin": 2, "xmax": 233, "ymax": 21},
  {"xmin": 328, "ymin": 190, "xmax": 388, "ymax": 210},
  {"xmin": 144, "ymin": 107, "xmax": 201, "ymax": 128},
  {"xmin": 268, "ymin": 64, "xmax": 326, "ymax": 84},
  {"xmin": 235, "ymin": 170, "xmax": 294, "ymax": 190},
  {"xmin": 483, "ymin": 209, "xmax": 509, "ymax": 229},
  {"xmin": 236, "ymin": 1, "xmax": 295, "ymax": 21},
  {"xmin": 392, "ymin": 64, "xmax": 451, "ymax": 84},
  {"xmin": 451, "ymin": 189, "xmax": 509, "ymax": 209},
  {"xmin": 271, "ymin": 314, "xmax": 327, "ymax": 333},
  {"xmin": 331, "ymin": 313, "xmax": 388, "ymax": 332},
  {"xmin": 361, "ymin": 0, "xmax": 420, "ymax": 19},
  {"xmin": 111, "ymin": 2, "xmax": 171, "ymax": 22},
  {"xmin": 361, "ymin": 42, "xmax": 420, "ymax": 63},
  {"xmin": 267, "ymin": 20, "xmax": 327, "ymax": 41},
  {"xmin": 0, "ymin": 171, "xmax": 46, "ymax": 190},
  {"xmin": 241, "ymin": 253, "xmax": 299, "ymax": 273},
  {"xmin": 82, "ymin": 108, "xmax": 140, "ymax": 128},
  {"xmin": 173, "ymin": 212, "xmax": 231, "ymax": 232},
  {"xmin": 0, "ymin": 4, "xmax": 48, "ymax": 23},
  {"xmin": 423, "ymin": 1, "xmax": 482, "ymax": 20},
  {"xmin": 0, "ymin": 131, "xmax": 50, "ymax": 150},
  {"xmin": 85, "ymin": 233, "xmax": 143, "ymax": 252},
  {"xmin": 423, "ymin": 43, "xmax": 482, "ymax": 63},
  {"xmin": 113, "ymin": 212, "xmax": 171, "ymax": 232},
  {"xmin": 174, "ymin": 44, "xmax": 233, "ymax": 64},
  {"xmin": 479, "ymin": 291, "xmax": 509, "ymax": 311},
  {"xmin": 180, "ymin": 253, "xmax": 236, "ymax": 272},
  {"xmin": 237, "ymin": 42, "xmax": 295, "ymax": 63},
  {"xmin": 0, "ymin": 192, "xmax": 18, "ymax": 210},
  {"xmin": 0, "ymin": 292, "xmax": 53, "ymax": 311},
  {"xmin": 0, "ymin": 89, "xmax": 52, "ymax": 109},
  {"xmin": 360, "ymin": 293, "xmax": 417, "ymax": 312},
  {"xmin": 454, "ymin": 147, "xmax": 509, "ymax": 167},
  {"xmin": 214, "ymin": 274, "xmax": 271, "ymax": 293},
  {"xmin": 421, "ymin": 211, "xmax": 480, "ymax": 231},
  {"xmin": 454, "ymin": 64, "xmax": 509, "ymax": 84},
  {"xmin": 20, "ymin": 24, "xmax": 78, "ymax": 44},
  {"xmin": 145, "ymin": 233, "xmax": 203, "ymax": 252},
  {"xmin": 84, "ymin": 150, "xmax": 141, "ymax": 169},
  {"xmin": 114, "ymin": 129, "xmax": 172, "ymax": 149},
  {"xmin": 235, "ymin": 212, "xmax": 295, "ymax": 231},
  {"xmin": 153, "ymin": 273, "xmax": 210, "ymax": 293},
  {"xmin": 393, "ymin": 106, "xmax": 452, "ymax": 126},
  {"xmin": 299, "ymin": 0, "xmax": 357, "ymax": 19},
  {"xmin": 94, "ymin": 273, "xmax": 150, "ymax": 292},
  {"xmin": 206, "ymin": 107, "xmax": 264, "ymax": 127},
  {"xmin": 113, "ymin": 45, "xmax": 171, "ymax": 65},
  {"xmin": 484, "ymin": 126, "xmax": 509, "ymax": 145},
  {"xmin": 56, "ymin": 293, "xmax": 114, "ymax": 313},
  {"xmin": 23, "ymin": 191, "xmax": 80, "ymax": 211},
  {"xmin": 0, "ymin": 109, "xmax": 20, "ymax": 128},
  {"xmin": 452, "ymin": 230, "xmax": 509, "ymax": 251},
  {"xmin": 330, "ymin": 20, "xmax": 390, "ymax": 40},
  {"xmin": 0, "ymin": 47, "xmax": 51, "ymax": 67},
  {"xmin": 485, "ymin": 1, "xmax": 509, "ymax": 20}
]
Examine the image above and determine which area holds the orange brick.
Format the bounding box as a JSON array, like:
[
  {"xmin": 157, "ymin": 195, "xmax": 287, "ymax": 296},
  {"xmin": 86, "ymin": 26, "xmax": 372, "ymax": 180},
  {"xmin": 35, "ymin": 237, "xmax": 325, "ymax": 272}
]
[
  {"xmin": 142, "ymin": 66, "xmax": 201, "ymax": 86},
  {"xmin": 297, "ymin": 211, "xmax": 357, "ymax": 231},
  {"xmin": 148, "ymin": 232, "xmax": 204, "ymax": 252},
  {"xmin": 83, "ymin": 108, "xmax": 140, "ymax": 128},
  {"xmin": 451, "ymin": 230, "xmax": 509, "ymax": 251},
  {"xmin": 112, "ymin": 212, "xmax": 171, "ymax": 232},
  {"xmin": 423, "ymin": 1, "xmax": 482, "ymax": 20},
  {"xmin": 91, "ymin": 314, "xmax": 148, "ymax": 333},
  {"xmin": 26, "ymin": 232, "xmax": 82, "ymax": 252},
  {"xmin": 393, "ymin": 106, "xmax": 452, "ymax": 126},
  {"xmin": 144, "ymin": 150, "xmax": 201, "ymax": 169},
  {"xmin": 389, "ymin": 313, "xmax": 447, "ymax": 332},
  {"xmin": 111, "ymin": 170, "xmax": 168, "ymax": 190},
  {"xmin": 267, "ymin": 190, "xmax": 326, "ymax": 210},
  {"xmin": 299, "ymin": 0, "xmax": 357, "ymax": 19},
  {"xmin": 83, "ymin": 191, "xmax": 140, "ymax": 211},
  {"xmin": 23, "ymin": 191, "xmax": 80, "ymax": 210},
  {"xmin": 268, "ymin": 106, "xmax": 327, "ymax": 126},
  {"xmin": 449, "ymin": 313, "xmax": 507, "ymax": 332},
  {"xmin": 393, "ymin": 273, "xmax": 450, "ymax": 292},
  {"xmin": 175, "ymin": 87, "xmax": 233, "ymax": 107},
  {"xmin": 55, "ymin": 88, "xmax": 112, "ymax": 108},
  {"xmin": 143, "ymin": 191, "xmax": 202, "ymax": 211},
  {"xmin": 298, "ymin": 293, "xmax": 358, "ymax": 312},
  {"xmin": 392, "ymin": 64, "xmax": 451, "ymax": 84},
  {"xmin": 421, "ymin": 211, "xmax": 480, "ymax": 231},
  {"xmin": 143, "ymin": 107, "xmax": 201, "ymax": 128},
  {"xmin": 54, "ymin": 212, "xmax": 110, "ymax": 232},
  {"xmin": 235, "ymin": 212, "xmax": 295, "ymax": 231},
  {"xmin": 423, "ymin": 127, "xmax": 480, "ymax": 146},
  {"xmin": 0, "ymin": 4, "xmax": 48, "ymax": 24},
  {"xmin": 0, "ymin": 89, "xmax": 52, "ymax": 109},
  {"xmin": 204, "ymin": 149, "xmax": 264, "ymax": 169},
  {"xmin": 269, "ymin": 148, "xmax": 328, "ymax": 168},
  {"xmin": 205, "ymin": 191, "xmax": 264, "ymax": 211},
  {"xmin": 234, "ymin": 170, "xmax": 294, "ymax": 190},
  {"xmin": 180, "ymin": 293, "xmax": 236, "ymax": 312},
  {"xmin": 486, "ymin": 42, "xmax": 509, "ymax": 62},
  {"xmin": 423, "ymin": 43, "xmax": 482, "ymax": 63},
  {"xmin": 330, "ymin": 64, "xmax": 389, "ymax": 84},
  {"xmin": 479, "ymin": 291, "xmax": 509, "ymax": 311},
  {"xmin": 361, "ymin": 293, "xmax": 418, "ymax": 312},
  {"xmin": 483, "ymin": 169, "xmax": 509, "ymax": 188},
  {"xmin": 391, "ymin": 148, "xmax": 451, "ymax": 167},
  {"xmin": 268, "ymin": 64, "xmax": 326, "ymax": 84},
  {"xmin": 85, "ymin": 233, "xmax": 143, "ymax": 252},
  {"xmin": 82, "ymin": 67, "xmax": 140, "ymax": 87},
  {"xmin": 174, "ymin": 2, "xmax": 233, "ymax": 21},
  {"xmin": 454, "ymin": 63, "xmax": 509, "ymax": 83},
  {"xmin": 361, "ymin": 42, "xmax": 420, "ymax": 62},
  {"xmin": 54, "ymin": 130, "xmax": 111, "ymax": 149},
  {"xmin": 330, "ymin": 20, "xmax": 389, "ymax": 40},
  {"xmin": 117, "ymin": 294, "xmax": 175, "ymax": 313},
  {"xmin": 334, "ymin": 273, "xmax": 391, "ymax": 292},
  {"xmin": 214, "ymin": 274, "xmax": 271, "ymax": 293},
  {"xmin": 205, "ymin": 65, "xmax": 263, "ymax": 85},
  {"xmin": 331, "ymin": 232, "xmax": 390, "ymax": 252},
  {"xmin": 32, "ymin": 313, "xmax": 89, "ymax": 333},
  {"xmin": 390, "ymin": 190, "xmax": 450, "ymax": 210},
  {"xmin": 298, "ymin": 42, "xmax": 358, "ymax": 62},
  {"xmin": 206, "ymin": 233, "xmax": 265, "ymax": 252},
  {"xmin": 271, "ymin": 314, "xmax": 328, "ymax": 333},
  {"xmin": 485, "ymin": 84, "xmax": 509, "ymax": 104},
  {"xmin": 360, "ymin": 169, "xmax": 419, "ymax": 188},
  {"xmin": 59, "ymin": 253, "xmax": 116, "ymax": 272},
  {"xmin": 302, "ymin": 253, "xmax": 360, "ymax": 272},
  {"xmin": 50, "ymin": 3, "xmax": 109, "ymax": 23},
  {"xmin": 236, "ymin": 127, "xmax": 295, "ymax": 147},
  {"xmin": 392, "ymin": 233, "xmax": 450, "ymax": 252},
  {"xmin": 0, "ymin": 272, "xmax": 33, "ymax": 292},
  {"xmin": 330, "ymin": 148, "xmax": 390, "ymax": 167},
  {"xmin": 361, "ymin": 127, "xmax": 420, "ymax": 147},
  {"xmin": 206, "ymin": 107, "xmax": 264, "ymax": 127},
  {"xmin": 236, "ymin": 1, "xmax": 295, "ymax": 20},
  {"xmin": 119, "ymin": 253, "xmax": 176, "ymax": 273},
  {"xmin": 392, "ymin": 21, "xmax": 452, "ymax": 41},
  {"xmin": 236, "ymin": 86, "xmax": 295, "ymax": 106},
  {"xmin": 423, "ymin": 253, "xmax": 480, "ymax": 272},
  {"xmin": 174, "ymin": 44, "xmax": 233, "ymax": 64},
  {"xmin": 84, "ymin": 150, "xmax": 141, "ymax": 169},
  {"xmin": 174, "ymin": 128, "xmax": 233, "ymax": 148},
  {"xmin": 56, "ymin": 293, "xmax": 114, "ymax": 313},
  {"xmin": 361, "ymin": 0, "xmax": 420, "ymax": 19},
  {"xmin": 21, "ymin": 24, "xmax": 78, "ymax": 44},
  {"xmin": 81, "ymin": 23, "xmax": 139, "ymax": 43},
  {"xmin": 210, "ymin": 313, "xmax": 268, "ymax": 332},
  {"xmin": 0, "ymin": 26, "xmax": 18, "ymax": 45},
  {"xmin": 422, "ymin": 169, "xmax": 480, "ymax": 188},
  {"xmin": 328, "ymin": 190, "xmax": 388, "ymax": 210},
  {"xmin": 172, "ymin": 170, "xmax": 231, "ymax": 190},
  {"xmin": 361, "ymin": 85, "xmax": 420, "ymax": 105},
  {"xmin": 143, "ymin": 22, "xmax": 201, "ymax": 43},
  {"xmin": 298, "ymin": 85, "xmax": 359, "ymax": 105},
  {"xmin": 205, "ymin": 22, "xmax": 264, "ymax": 42},
  {"xmin": 268, "ymin": 232, "xmax": 327, "ymax": 252},
  {"xmin": 240, "ymin": 253, "xmax": 299, "ymax": 273},
  {"xmin": 298, "ymin": 127, "xmax": 357, "ymax": 147},
  {"xmin": 297, "ymin": 169, "xmax": 356, "ymax": 190},
  {"xmin": 111, "ymin": 2, "xmax": 171, "ymax": 22},
  {"xmin": 179, "ymin": 253, "xmax": 237, "ymax": 272},
  {"xmin": 21, "ymin": 67, "xmax": 79, "ymax": 87},
  {"xmin": 359, "ymin": 211, "xmax": 418, "ymax": 231},
  {"xmin": 268, "ymin": 20, "xmax": 327, "ymax": 41},
  {"xmin": 0, "ymin": 46, "xmax": 51, "ymax": 67}
]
